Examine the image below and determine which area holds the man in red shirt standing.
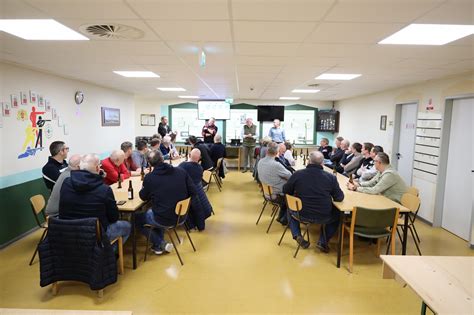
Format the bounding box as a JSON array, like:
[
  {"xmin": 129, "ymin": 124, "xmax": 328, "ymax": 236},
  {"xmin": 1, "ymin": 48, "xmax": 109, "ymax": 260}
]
[{"xmin": 101, "ymin": 150, "xmax": 130, "ymax": 185}]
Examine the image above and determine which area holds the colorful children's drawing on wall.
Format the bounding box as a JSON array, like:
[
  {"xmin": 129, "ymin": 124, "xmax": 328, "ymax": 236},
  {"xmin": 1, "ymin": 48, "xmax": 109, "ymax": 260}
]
[{"xmin": 18, "ymin": 106, "xmax": 52, "ymax": 159}]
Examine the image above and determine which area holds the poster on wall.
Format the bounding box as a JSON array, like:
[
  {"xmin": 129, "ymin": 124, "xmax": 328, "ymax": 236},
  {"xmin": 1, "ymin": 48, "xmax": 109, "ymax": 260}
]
[
  {"xmin": 17, "ymin": 109, "xmax": 28, "ymax": 121},
  {"xmin": 11, "ymin": 94, "xmax": 19, "ymax": 108},
  {"xmin": 20, "ymin": 92, "xmax": 28, "ymax": 105},
  {"xmin": 2, "ymin": 102, "xmax": 11, "ymax": 117},
  {"xmin": 45, "ymin": 99, "xmax": 51, "ymax": 111},
  {"xmin": 51, "ymin": 108, "xmax": 57, "ymax": 119},
  {"xmin": 63, "ymin": 124, "xmax": 69, "ymax": 135},
  {"xmin": 30, "ymin": 90, "xmax": 37, "ymax": 104},
  {"xmin": 38, "ymin": 95, "xmax": 45, "ymax": 107},
  {"xmin": 57, "ymin": 116, "xmax": 63, "ymax": 127}
]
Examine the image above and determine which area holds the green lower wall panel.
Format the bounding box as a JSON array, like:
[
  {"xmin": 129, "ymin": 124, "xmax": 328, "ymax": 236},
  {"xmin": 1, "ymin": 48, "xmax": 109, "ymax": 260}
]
[{"xmin": 0, "ymin": 178, "xmax": 49, "ymax": 247}]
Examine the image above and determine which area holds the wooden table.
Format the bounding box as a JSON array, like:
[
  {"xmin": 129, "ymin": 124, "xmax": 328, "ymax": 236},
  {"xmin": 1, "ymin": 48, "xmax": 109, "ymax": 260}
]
[
  {"xmin": 112, "ymin": 158, "xmax": 185, "ymax": 269},
  {"xmin": 294, "ymin": 160, "xmax": 410, "ymax": 268},
  {"xmin": 381, "ymin": 255, "xmax": 473, "ymax": 315},
  {"xmin": 0, "ymin": 309, "xmax": 132, "ymax": 315},
  {"xmin": 225, "ymin": 146, "xmax": 241, "ymax": 171}
]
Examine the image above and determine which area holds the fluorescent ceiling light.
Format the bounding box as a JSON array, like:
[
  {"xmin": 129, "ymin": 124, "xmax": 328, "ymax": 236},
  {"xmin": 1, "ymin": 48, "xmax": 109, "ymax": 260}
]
[
  {"xmin": 379, "ymin": 24, "xmax": 474, "ymax": 45},
  {"xmin": 0, "ymin": 19, "xmax": 88, "ymax": 40},
  {"xmin": 315, "ymin": 73, "xmax": 361, "ymax": 80},
  {"xmin": 157, "ymin": 87, "xmax": 186, "ymax": 92},
  {"xmin": 279, "ymin": 97, "xmax": 300, "ymax": 100},
  {"xmin": 178, "ymin": 95, "xmax": 199, "ymax": 99},
  {"xmin": 113, "ymin": 71, "xmax": 159, "ymax": 78},
  {"xmin": 292, "ymin": 89, "xmax": 320, "ymax": 93}
]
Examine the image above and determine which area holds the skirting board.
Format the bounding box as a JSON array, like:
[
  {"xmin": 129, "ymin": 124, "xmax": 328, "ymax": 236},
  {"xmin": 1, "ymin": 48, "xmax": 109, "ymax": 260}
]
[{"xmin": 0, "ymin": 226, "xmax": 39, "ymax": 249}]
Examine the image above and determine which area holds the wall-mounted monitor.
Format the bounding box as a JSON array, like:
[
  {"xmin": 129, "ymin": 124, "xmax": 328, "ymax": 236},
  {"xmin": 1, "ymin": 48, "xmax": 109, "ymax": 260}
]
[
  {"xmin": 257, "ymin": 105, "xmax": 285, "ymax": 122},
  {"xmin": 198, "ymin": 100, "xmax": 230, "ymax": 120}
]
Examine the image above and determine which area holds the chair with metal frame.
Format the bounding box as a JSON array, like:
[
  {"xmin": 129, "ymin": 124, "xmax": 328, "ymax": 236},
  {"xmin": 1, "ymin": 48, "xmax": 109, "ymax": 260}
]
[
  {"xmin": 406, "ymin": 186, "xmax": 419, "ymax": 196},
  {"xmin": 393, "ymin": 193, "xmax": 422, "ymax": 255},
  {"xmin": 29, "ymin": 194, "xmax": 48, "ymax": 266},
  {"xmin": 278, "ymin": 194, "xmax": 327, "ymax": 258},
  {"xmin": 202, "ymin": 169, "xmax": 212, "ymax": 192},
  {"xmin": 209, "ymin": 157, "xmax": 224, "ymax": 192},
  {"xmin": 143, "ymin": 197, "xmax": 196, "ymax": 266},
  {"xmin": 404, "ymin": 186, "xmax": 421, "ymax": 243},
  {"xmin": 342, "ymin": 206, "xmax": 399, "ymax": 273},
  {"xmin": 255, "ymin": 182, "xmax": 280, "ymax": 233}
]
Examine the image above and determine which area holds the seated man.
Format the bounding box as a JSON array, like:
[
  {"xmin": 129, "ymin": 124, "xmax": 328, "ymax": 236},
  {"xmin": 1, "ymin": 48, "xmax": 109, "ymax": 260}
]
[
  {"xmin": 283, "ymin": 142, "xmax": 295, "ymax": 166},
  {"xmin": 357, "ymin": 145, "xmax": 384, "ymax": 183},
  {"xmin": 136, "ymin": 150, "xmax": 197, "ymax": 254},
  {"xmin": 59, "ymin": 154, "xmax": 131, "ymax": 244},
  {"xmin": 336, "ymin": 139, "xmax": 352, "ymax": 173},
  {"xmin": 121, "ymin": 141, "xmax": 141, "ymax": 176},
  {"xmin": 42, "ymin": 141, "xmax": 69, "ymax": 190},
  {"xmin": 348, "ymin": 152, "xmax": 407, "ymax": 203},
  {"xmin": 276, "ymin": 143, "xmax": 295, "ymax": 174},
  {"xmin": 149, "ymin": 137, "xmax": 161, "ymax": 151},
  {"xmin": 132, "ymin": 140, "xmax": 149, "ymax": 169},
  {"xmin": 325, "ymin": 136, "xmax": 344, "ymax": 168},
  {"xmin": 160, "ymin": 135, "xmax": 178, "ymax": 160},
  {"xmin": 188, "ymin": 135, "xmax": 214, "ymax": 170},
  {"xmin": 101, "ymin": 150, "xmax": 131, "ymax": 185},
  {"xmin": 354, "ymin": 142, "xmax": 374, "ymax": 179},
  {"xmin": 45, "ymin": 154, "xmax": 81, "ymax": 216},
  {"xmin": 342, "ymin": 142, "xmax": 363, "ymax": 176},
  {"xmin": 283, "ymin": 151, "xmax": 344, "ymax": 253},
  {"xmin": 179, "ymin": 149, "xmax": 213, "ymax": 229},
  {"xmin": 318, "ymin": 137, "xmax": 333, "ymax": 160},
  {"xmin": 209, "ymin": 134, "xmax": 226, "ymax": 178},
  {"xmin": 257, "ymin": 142, "xmax": 292, "ymax": 225}
]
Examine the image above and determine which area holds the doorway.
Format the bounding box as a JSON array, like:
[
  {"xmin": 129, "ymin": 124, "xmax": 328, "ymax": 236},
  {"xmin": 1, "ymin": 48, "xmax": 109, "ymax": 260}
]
[
  {"xmin": 441, "ymin": 97, "xmax": 473, "ymax": 241},
  {"xmin": 394, "ymin": 102, "xmax": 418, "ymax": 186}
]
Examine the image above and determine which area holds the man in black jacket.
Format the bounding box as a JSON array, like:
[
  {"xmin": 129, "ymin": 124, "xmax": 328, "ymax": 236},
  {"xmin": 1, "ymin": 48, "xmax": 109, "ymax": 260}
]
[
  {"xmin": 157, "ymin": 116, "xmax": 171, "ymax": 137},
  {"xmin": 59, "ymin": 154, "xmax": 131, "ymax": 244},
  {"xmin": 324, "ymin": 136, "xmax": 344, "ymax": 168},
  {"xmin": 210, "ymin": 134, "xmax": 226, "ymax": 178},
  {"xmin": 283, "ymin": 151, "xmax": 344, "ymax": 253},
  {"xmin": 188, "ymin": 135, "xmax": 214, "ymax": 170},
  {"xmin": 42, "ymin": 141, "xmax": 69, "ymax": 190},
  {"xmin": 136, "ymin": 150, "xmax": 197, "ymax": 254}
]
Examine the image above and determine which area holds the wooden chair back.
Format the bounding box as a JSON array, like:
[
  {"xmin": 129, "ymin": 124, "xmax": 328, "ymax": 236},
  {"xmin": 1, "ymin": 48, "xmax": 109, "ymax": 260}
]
[
  {"xmin": 175, "ymin": 197, "xmax": 191, "ymax": 217},
  {"xmin": 202, "ymin": 170, "xmax": 212, "ymax": 184},
  {"xmin": 261, "ymin": 183, "xmax": 274, "ymax": 201},
  {"xmin": 406, "ymin": 186, "xmax": 419, "ymax": 196},
  {"xmin": 401, "ymin": 193, "xmax": 421, "ymax": 214},
  {"xmin": 285, "ymin": 194, "xmax": 303, "ymax": 212},
  {"xmin": 216, "ymin": 157, "xmax": 224, "ymax": 170},
  {"xmin": 30, "ymin": 194, "xmax": 46, "ymax": 227},
  {"xmin": 351, "ymin": 207, "xmax": 399, "ymax": 233}
]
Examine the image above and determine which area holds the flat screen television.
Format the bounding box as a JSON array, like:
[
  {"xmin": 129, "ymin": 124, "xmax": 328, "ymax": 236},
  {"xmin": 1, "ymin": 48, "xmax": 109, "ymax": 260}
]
[
  {"xmin": 198, "ymin": 100, "xmax": 230, "ymax": 120},
  {"xmin": 257, "ymin": 106, "xmax": 284, "ymax": 122}
]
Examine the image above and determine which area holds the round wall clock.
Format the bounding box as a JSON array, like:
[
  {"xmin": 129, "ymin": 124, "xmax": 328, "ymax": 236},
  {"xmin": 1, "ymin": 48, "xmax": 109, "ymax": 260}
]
[{"xmin": 74, "ymin": 91, "xmax": 84, "ymax": 105}]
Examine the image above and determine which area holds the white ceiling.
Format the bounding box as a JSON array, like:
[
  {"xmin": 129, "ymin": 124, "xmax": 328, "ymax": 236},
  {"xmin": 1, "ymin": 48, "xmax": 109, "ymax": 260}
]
[{"xmin": 1, "ymin": 0, "xmax": 473, "ymax": 101}]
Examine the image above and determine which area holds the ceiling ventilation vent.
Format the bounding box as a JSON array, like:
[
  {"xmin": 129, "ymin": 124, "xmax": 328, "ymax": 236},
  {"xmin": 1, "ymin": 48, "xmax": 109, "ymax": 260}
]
[{"xmin": 79, "ymin": 24, "xmax": 144, "ymax": 40}]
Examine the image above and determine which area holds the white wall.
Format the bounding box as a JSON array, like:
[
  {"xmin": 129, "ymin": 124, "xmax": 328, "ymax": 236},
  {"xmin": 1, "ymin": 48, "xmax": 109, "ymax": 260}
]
[{"xmin": 0, "ymin": 62, "xmax": 134, "ymax": 182}]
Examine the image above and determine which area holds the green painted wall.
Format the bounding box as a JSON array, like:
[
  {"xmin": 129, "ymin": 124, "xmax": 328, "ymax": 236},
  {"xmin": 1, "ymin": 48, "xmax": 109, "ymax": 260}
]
[{"xmin": 0, "ymin": 178, "xmax": 49, "ymax": 247}]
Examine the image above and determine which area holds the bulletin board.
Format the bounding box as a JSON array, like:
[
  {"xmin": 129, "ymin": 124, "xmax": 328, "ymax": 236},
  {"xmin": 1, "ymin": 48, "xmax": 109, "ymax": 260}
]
[
  {"xmin": 285, "ymin": 110, "xmax": 315, "ymax": 144},
  {"xmin": 170, "ymin": 108, "xmax": 204, "ymax": 142},
  {"xmin": 225, "ymin": 109, "xmax": 258, "ymax": 143}
]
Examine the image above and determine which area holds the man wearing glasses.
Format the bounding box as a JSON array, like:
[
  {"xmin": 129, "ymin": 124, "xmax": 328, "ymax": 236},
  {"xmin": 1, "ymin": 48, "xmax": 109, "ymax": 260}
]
[{"xmin": 42, "ymin": 141, "xmax": 69, "ymax": 190}]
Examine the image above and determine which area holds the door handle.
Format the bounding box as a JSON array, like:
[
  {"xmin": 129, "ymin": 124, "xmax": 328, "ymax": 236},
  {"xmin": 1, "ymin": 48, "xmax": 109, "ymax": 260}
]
[{"xmin": 396, "ymin": 153, "xmax": 402, "ymax": 160}]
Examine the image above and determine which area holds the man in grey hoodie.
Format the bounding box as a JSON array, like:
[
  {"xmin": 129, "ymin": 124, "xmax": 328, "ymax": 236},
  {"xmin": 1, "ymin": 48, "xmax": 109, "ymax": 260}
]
[
  {"xmin": 45, "ymin": 154, "xmax": 82, "ymax": 216},
  {"xmin": 347, "ymin": 152, "xmax": 407, "ymax": 203}
]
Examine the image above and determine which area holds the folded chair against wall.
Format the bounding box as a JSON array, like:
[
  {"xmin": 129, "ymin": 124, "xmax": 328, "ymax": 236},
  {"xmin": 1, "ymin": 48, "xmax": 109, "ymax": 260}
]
[
  {"xmin": 341, "ymin": 206, "xmax": 399, "ymax": 273},
  {"xmin": 29, "ymin": 194, "xmax": 47, "ymax": 266},
  {"xmin": 255, "ymin": 183, "xmax": 280, "ymax": 234},
  {"xmin": 38, "ymin": 217, "xmax": 123, "ymax": 297},
  {"xmin": 143, "ymin": 197, "xmax": 196, "ymax": 266},
  {"xmin": 278, "ymin": 194, "xmax": 327, "ymax": 258}
]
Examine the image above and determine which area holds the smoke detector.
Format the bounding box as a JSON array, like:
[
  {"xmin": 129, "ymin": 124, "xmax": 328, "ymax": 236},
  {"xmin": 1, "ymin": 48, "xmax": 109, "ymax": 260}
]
[
  {"xmin": 79, "ymin": 23, "xmax": 144, "ymax": 40},
  {"xmin": 307, "ymin": 83, "xmax": 319, "ymax": 87}
]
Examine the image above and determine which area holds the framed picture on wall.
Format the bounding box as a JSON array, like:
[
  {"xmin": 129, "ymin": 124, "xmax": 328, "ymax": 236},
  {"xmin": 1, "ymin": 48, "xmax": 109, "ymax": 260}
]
[
  {"xmin": 101, "ymin": 107, "xmax": 120, "ymax": 126},
  {"xmin": 380, "ymin": 115, "xmax": 387, "ymax": 130},
  {"xmin": 140, "ymin": 114, "xmax": 156, "ymax": 126}
]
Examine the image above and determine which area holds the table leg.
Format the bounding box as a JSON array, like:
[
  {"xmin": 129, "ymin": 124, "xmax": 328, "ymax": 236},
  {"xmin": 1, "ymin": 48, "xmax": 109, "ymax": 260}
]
[
  {"xmin": 336, "ymin": 211, "xmax": 344, "ymax": 268},
  {"xmin": 402, "ymin": 212, "xmax": 409, "ymax": 255},
  {"xmin": 131, "ymin": 211, "xmax": 137, "ymax": 269},
  {"xmin": 421, "ymin": 301, "xmax": 427, "ymax": 315},
  {"xmin": 238, "ymin": 147, "xmax": 241, "ymax": 172}
]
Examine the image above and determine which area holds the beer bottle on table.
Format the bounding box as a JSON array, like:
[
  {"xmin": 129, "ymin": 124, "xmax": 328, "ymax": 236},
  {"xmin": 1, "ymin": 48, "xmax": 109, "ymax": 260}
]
[
  {"xmin": 349, "ymin": 173, "xmax": 354, "ymax": 184},
  {"xmin": 333, "ymin": 164, "xmax": 337, "ymax": 175},
  {"xmin": 128, "ymin": 180, "xmax": 134, "ymax": 200},
  {"xmin": 117, "ymin": 172, "xmax": 122, "ymax": 189},
  {"xmin": 140, "ymin": 166, "xmax": 145, "ymax": 181}
]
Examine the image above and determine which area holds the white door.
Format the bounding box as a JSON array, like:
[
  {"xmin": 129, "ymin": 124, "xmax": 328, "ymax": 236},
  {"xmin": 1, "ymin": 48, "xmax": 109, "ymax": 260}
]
[
  {"xmin": 396, "ymin": 103, "xmax": 418, "ymax": 185},
  {"xmin": 442, "ymin": 98, "xmax": 473, "ymax": 241}
]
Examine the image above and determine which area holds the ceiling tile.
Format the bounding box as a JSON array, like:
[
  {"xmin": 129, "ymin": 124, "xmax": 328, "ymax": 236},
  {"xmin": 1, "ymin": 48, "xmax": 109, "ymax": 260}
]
[
  {"xmin": 127, "ymin": 0, "xmax": 229, "ymax": 20},
  {"xmin": 235, "ymin": 42, "xmax": 298, "ymax": 56},
  {"xmin": 415, "ymin": 0, "xmax": 474, "ymax": 24},
  {"xmin": 148, "ymin": 21, "xmax": 232, "ymax": 41},
  {"xmin": 233, "ymin": 21, "xmax": 316, "ymax": 42}
]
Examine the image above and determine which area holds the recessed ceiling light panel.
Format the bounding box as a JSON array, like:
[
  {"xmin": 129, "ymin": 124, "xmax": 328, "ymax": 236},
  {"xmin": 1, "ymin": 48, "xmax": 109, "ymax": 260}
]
[
  {"xmin": 379, "ymin": 24, "xmax": 474, "ymax": 45},
  {"xmin": 113, "ymin": 71, "xmax": 159, "ymax": 78},
  {"xmin": 315, "ymin": 73, "xmax": 361, "ymax": 80},
  {"xmin": 292, "ymin": 89, "xmax": 320, "ymax": 93},
  {"xmin": 178, "ymin": 95, "xmax": 199, "ymax": 99},
  {"xmin": 157, "ymin": 87, "xmax": 186, "ymax": 92},
  {"xmin": 279, "ymin": 97, "xmax": 300, "ymax": 100},
  {"xmin": 0, "ymin": 19, "xmax": 88, "ymax": 40}
]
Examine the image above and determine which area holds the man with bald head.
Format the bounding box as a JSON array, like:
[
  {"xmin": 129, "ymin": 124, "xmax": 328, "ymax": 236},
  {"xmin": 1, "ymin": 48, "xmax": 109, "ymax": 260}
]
[
  {"xmin": 101, "ymin": 150, "xmax": 131, "ymax": 185},
  {"xmin": 276, "ymin": 142, "xmax": 295, "ymax": 174},
  {"xmin": 179, "ymin": 149, "xmax": 203, "ymax": 185},
  {"xmin": 59, "ymin": 154, "xmax": 131, "ymax": 244},
  {"xmin": 283, "ymin": 151, "xmax": 344, "ymax": 253},
  {"xmin": 45, "ymin": 154, "xmax": 81, "ymax": 216}
]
